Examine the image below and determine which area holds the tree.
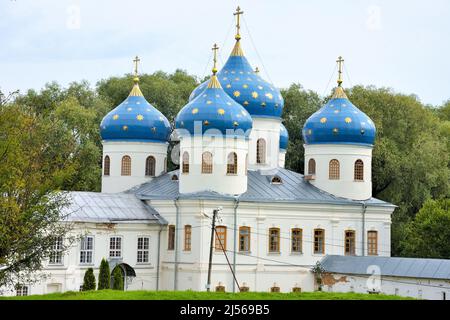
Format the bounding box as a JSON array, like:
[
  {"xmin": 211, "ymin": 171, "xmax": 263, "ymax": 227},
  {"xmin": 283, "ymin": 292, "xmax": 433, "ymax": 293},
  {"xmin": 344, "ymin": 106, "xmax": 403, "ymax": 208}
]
[
  {"xmin": 401, "ymin": 199, "xmax": 450, "ymax": 258},
  {"xmin": 82, "ymin": 268, "xmax": 96, "ymax": 291},
  {"xmin": 97, "ymin": 258, "xmax": 110, "ymax": 290},
  {"xmin": 0, "ymin": 104, "xmax": 73, "ymax": 287},
  {"xmin": 112, "ymin": 267, "xmax": 124, "ymax": 291}
]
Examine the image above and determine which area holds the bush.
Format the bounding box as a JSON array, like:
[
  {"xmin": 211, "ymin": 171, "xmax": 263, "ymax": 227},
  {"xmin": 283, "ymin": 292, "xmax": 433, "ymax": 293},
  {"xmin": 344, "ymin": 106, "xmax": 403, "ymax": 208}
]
[
  {"xmin": 97, "ymin": 258, "xmax": 110, "ymax": 290},
  {"xmin": 112, "ymin": 267, "xmax": 124, "ymax": 290},
  {"xmin": 82, "ymin": 268, "xmax": 96, "ymax": 291}
]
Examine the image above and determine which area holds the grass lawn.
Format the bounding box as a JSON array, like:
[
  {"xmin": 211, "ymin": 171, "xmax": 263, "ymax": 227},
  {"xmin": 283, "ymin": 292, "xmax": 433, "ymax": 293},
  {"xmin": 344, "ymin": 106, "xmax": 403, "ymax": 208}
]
[{"xmin": 0, "ymin": 289, "xmax": 413, "ymax": 300}]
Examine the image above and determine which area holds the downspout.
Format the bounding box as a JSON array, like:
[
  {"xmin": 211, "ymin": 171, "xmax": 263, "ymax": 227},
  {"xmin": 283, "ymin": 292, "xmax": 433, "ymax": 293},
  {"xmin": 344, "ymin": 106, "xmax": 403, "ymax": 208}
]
[
  {"xmin": 232, "ymin": 197, "xmax": 240, "ymax": 293},
  {"xmin": 156, "ymin": 224, "xmax": 162, "ymax": 291},
  {"xmin": 174, "ymin": 197, "xmax": 180, "ymax": 290},
  {"xmin": 361, "ymin": 201, "xmax": 367, "ymax": 256}
]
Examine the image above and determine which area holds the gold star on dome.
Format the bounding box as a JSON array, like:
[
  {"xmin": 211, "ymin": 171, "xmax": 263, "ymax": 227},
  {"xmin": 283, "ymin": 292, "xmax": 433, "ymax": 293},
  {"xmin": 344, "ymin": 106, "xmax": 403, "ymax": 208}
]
[
  {"xmin": 206, "ymin": 100, "xmax": 212, "ymax": 105},
  {"xmin": 241, "ymin": 110, "xmax": 247, "ymax": 115},
  {"xmin": 243, "ymin": 84, "xmax": 248, "ymax": 89},
  {"xmin": 192, "ymin": 108, "xmax": 199, "ymax": 114},
  {"xmin": 233, "ymin": 91, "xmax": 241, "ymax": 97},
  {"xmin": 215, "ymin": 94, "xmax": 220, "ymax": 98},
  {"xmin": 307, "ymin": 129, "xmax": 312, "ymax": 135},
  {"xmin": 345, "ymin": 117, "xmax": 352, "ymax": 123},
  {"xmin": 320, "ymin": 117, "xmax": 327, "ymax": 123},
  {"xmin": 223, "ymin": 77, "xmax": 228, "ymax": 80},
  {"xmin": 136, "ymin": 114, "xmax": 144, "ymax": 121},
  {"xmin": 265, "ymin": 93, "xmax": 273, "ymax": 99},
  {"xmin": 127, "ymin": 107, "xmax": 132, "ymax": 111},
  {"xmin": 113, "ymin": 114, "xmax": 119, "ymax": 120},
  {"xmin": 204, "ymin": 120, "xmax": 210, "ymax": 126},
  {"xmin": 227, "ymin": 102, "xmax": 232, "ymax": 105},
  {"xmin": 239, "ymin": 71, "xmax": 243, "ymax": 74},
  {"xmin": 258, "ymin": 85, "xmax": 263, "ymax": 90},
  {"xmin": 333, "ymin": 128, "xmax": 339, "ymax": 134},
  {"xmin": 123, "ymin": 125, "xmax": 128, "ymax": 131},
  {"xmin": 233, "ymin": 121, "xmax": 239, "ymax": 126},
  {"xmin": 243, "ymin": 101, "xmax": 249, "ymax": 105},
  {"xmin": 334, "ymin": 110, "xmax": 339, "ymax": 113},
  {"xmin": 231, "ymin": 71, "xmax": 235, "ymax": 74},
  {"xmin": 226, "ymin": 84, "xmax": 232, "ymax": 88},
  {"xmin": 217, "ymin": 109, "xmax": 225, "ymax": 115},
  {"xmin": 247, "ymin": 77, "xmax": 252, "ymax": 81},
  {"xmin": 136, "ymin": 101, "xmax": 141, "ymax": 105},
  {"xmin": 261, "ymin": 102, "xmax": 266, "ymax": 107},
  {"xmin": 251, "ymin": 92, "xmax": 258, "ymax": 98},
  {"xmin": 235, "ymin": 77, "xmax": 240, "ymax": 81}
]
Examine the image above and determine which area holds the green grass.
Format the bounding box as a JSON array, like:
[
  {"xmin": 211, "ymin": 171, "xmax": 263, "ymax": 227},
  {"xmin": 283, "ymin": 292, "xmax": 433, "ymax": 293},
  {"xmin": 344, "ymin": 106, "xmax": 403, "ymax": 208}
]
[{"xmin": 0, "ymin": 289, "xmax": 413, "ymax": 300}]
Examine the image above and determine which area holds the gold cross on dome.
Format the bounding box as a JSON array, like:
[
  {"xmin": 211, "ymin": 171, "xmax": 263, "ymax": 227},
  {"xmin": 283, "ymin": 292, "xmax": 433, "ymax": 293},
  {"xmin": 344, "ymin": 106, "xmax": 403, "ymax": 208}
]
[
  {"xmin": 133, "ymin": 55, "xmax": 141, "ymax": 78},
  {"xmin": 233, "ymin": 6, "xmax": 244, "ymax": 40},
  {"xmin": 336, "ymin": 56, "xmax": 344, "ymax": 87},
  {"xmin": 212, "ymin": 43, "xmax": 219, "ymax": 74}
]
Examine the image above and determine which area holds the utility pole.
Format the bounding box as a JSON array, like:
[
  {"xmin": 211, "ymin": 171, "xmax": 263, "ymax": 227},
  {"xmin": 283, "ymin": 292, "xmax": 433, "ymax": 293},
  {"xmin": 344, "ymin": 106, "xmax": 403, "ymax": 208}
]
[{"xmin": 206, "ymin": 209, "xmax": 218, "ymax": 292}]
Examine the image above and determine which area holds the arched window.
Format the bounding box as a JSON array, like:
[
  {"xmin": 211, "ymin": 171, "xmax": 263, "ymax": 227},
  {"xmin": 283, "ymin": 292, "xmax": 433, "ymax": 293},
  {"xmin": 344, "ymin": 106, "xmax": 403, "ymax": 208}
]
[
  {"xmin": 329, "ymin": 159, "xmax": 340, "ymax": 180},
  {"xmin": 269, "ymin": 228, "xmax": 280, "ymax": 253},
  {"xmin": 202, "ymin": 152, "xmax": 213, "ymax": 174},
  {"xmin": 215, "ymin": 226, "xmax": 227, "ymax": 251},
  {"xmin": 182, "ymin": 152, "xmax": 189, "ymax": 174},
  {"xmin": 104, "ymin": 156, "xmax": 110, "ymax": 176},
  {"xmin": 291, "ymin": 228, "xmax": 302, "ymax": 253},
  {"xmin": 314, "ymin": 229, "xmax": 325, "ymax": 254},
  {"xmin": 345, "ymin": 230, "xmax": 356, "ymax": 255},
  {"xmin": 227, "ymin": 152, "xmax": 238, "ymax": 174},
  {"xmin": 184, "ymin": 225, "xmax": 191, "ymax": 251},
  {"xmin": 368, "ymin": 231, "xmax": 378, "ymax": 256},
  {"xmin": 308, "ymin": 158, "xmax": 316, "ymax": 175},
  {"xmin": 256, "ymin": 138, "xmax": 266, "ymax": 164},
  {"xmin": 145, "ymin": 156, "xmax": 156, "ymax": 177},
  {"xmin": 354, "ymin": 159, "xmax": 364, "ymax": 181},
  {"xmin": 121, "ymin": 155, "xmax": 131, "ymax": 176}
]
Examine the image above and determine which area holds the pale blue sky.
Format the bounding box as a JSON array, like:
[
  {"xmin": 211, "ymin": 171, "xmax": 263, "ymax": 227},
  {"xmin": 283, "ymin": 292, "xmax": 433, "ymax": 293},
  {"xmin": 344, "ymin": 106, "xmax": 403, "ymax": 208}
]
[{"xmin": 1, "ymin": 0, "xmax": 449, "ymax": 105}]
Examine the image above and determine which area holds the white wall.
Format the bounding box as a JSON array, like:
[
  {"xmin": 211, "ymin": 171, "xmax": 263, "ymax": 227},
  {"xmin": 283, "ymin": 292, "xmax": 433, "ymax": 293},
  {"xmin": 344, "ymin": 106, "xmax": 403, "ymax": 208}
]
[
  {"xmin": 323, "ymin": 273, "xmax": 450, "ymax": 300},
  {"xmin": 102, "ymin": 141, "xmax": 168, "ymax": 193},
  {"xmin": 304, "ymin": 144, "xmax": 373, "ymax": 200},
  {"xmin": 248, "ymin": 118, "xmax": 281, "ymax": 170},
  {"xmin": 279, "ymin": 150, "xmax": 286, "ymax": 168},
  {"xmin": 178, "ymin": 136, "xmax": 249, "ymax": 195}
]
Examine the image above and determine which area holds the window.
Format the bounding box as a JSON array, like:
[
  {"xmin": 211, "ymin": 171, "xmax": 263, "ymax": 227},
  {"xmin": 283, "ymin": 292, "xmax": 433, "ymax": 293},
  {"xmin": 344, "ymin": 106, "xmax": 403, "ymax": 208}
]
[
  {"xmin": 354, "ymin": 159, "xmax": 364, "ymax": 181},
  {"xmin": 292, "ymin": 287, "xmax": 301, "ymax": 293},
  {"xmin": 182, "ymin": 152, "xmax": 189, "ymax": 174},
  {"xmin": 345, "ymin": 230, "xmax": 356, "ymax": 255},
  {"xmin": 368, "ymin": 231, "xmax": 378, "ymax": 255},
  {"xmin": 16, "ymin": 285, "xmax": 28, "ymax": 296},
  {"xmin": 80, "ymin": 236, "xmax": 94, "ymax": 264},
  {"xmin": 171, "ymin": 174, "xmax": 179, "ymax": 181},
  {"xmin": 121, "ymin": 155, "xmax": 131, "ymax": 176},
  {"xmin": 256, "ymin": 139, "xmax": 266, "ymax": 164},
  {"xmin": 184, "ymin": 225, "xmax": 191, "ymax": 251},
  {"xmin": 49, "ymin": 237, "xmax": 63, "ymax": 265},
  {"xmin": 240, "ymin": 285, "xmax": 250, "ymax": 292},
  {"xmin": 104, "ymin": 156, "xmax": 110, "ymax": 176},
  {"xmin": 291, "ymin": 228, "xmax": 302, "ymax": 253},
  {"xmin": 215, "ymin": 226, "xmax": 227, "ymax": 251},
  {"xmin": 239, "ymin": 226, "xmax": 250, "ymax": 252},
  {"xmin": 329, "ymin": 159, "xmax": 340, "ymax": 180},
  {"xmin": 215, "ymin": 284, "xmax": 225, "ymax": 292},
  {"xmin": 168, "ymin": 225, "xmax": 175, "ymax": 250},
  {"xmin": 271, "ymin": 176, "xmax": 282, "ymax": 184},
  {"xmin": 269, "ymin": 228, "xmax": 280, "ymax": 253},
  {"xmin": 314, "ymin": 229, "xmax": 325, "ymax": 254},
  {"xmin": 202, "ymin": 152, "xmax": 213, "ymax": 174},
  {"xmin": 227, "ymin": 152, "xmax": 238, "ymax": 174},
  {"xmin": 308, "ymin": 158, "xmax": 316, "ymax": 175},
  {"xmin": 270, "ymin": 286, "xmax": 280, "ymax": 293},
  {"xmin": 145, "ymin": 156, "xmax": 156, "ymax": 176},
  {"xmin": 137, "ymin": 237, "xmax": 149, "ymax": 263},
  {"xmin": 109, "ymin": 236, "xmax": 122, "ymax": 258}
]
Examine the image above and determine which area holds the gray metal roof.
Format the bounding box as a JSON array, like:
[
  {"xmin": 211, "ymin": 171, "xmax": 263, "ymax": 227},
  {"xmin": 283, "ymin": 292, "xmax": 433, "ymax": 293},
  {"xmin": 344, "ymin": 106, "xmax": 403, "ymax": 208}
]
[
  {"xmin": 320, "ymin": 255, "xmax": 450, "ymax": 280},
  {"xmin": 130, "ymin": 168, "xmax": 394, "ymax": 207},
  {"xmin": 62, "ymin": 192, "xmax": 165, "ymax": 224}
]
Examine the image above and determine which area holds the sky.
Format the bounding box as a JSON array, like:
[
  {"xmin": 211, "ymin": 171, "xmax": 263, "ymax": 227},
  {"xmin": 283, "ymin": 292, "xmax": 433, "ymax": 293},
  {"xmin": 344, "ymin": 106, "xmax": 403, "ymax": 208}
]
[{"xmin": 0, "ymin": 0, "xmax": 449, "ymax": 105}]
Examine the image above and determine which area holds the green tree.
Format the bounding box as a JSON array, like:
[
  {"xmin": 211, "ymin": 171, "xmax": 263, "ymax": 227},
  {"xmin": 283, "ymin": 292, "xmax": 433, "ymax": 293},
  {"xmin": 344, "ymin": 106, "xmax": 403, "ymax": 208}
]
[
  {"xmin": 401, "ymin": 199, "xmax": 450, "ymax": 258},
  {"xmin": 97, "ymin": 258, "xmax": 110, "ymax": 290},
  {"xmin": 112, "ymin": 267, "xmax": 124, "ymax": 291},
  {"xmin": 0, "ymin": 104, "xmax": 73, "ymax": 287},
  {"xmin": 82, "ymin": 268, "xmax": 96, "ymax": 291}
]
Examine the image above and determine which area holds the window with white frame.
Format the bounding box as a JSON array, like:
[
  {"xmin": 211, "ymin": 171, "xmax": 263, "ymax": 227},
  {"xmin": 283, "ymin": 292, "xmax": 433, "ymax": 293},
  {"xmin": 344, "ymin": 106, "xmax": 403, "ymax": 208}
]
[
  {"xmin": 137, "ymin": 237, "xmax": 150, "ymax": 263},
  {"xmin": 49, "ymin": 237, "xmax": 63, "ymax": 265},
  {"xmin": 16, "ymin": 285, "xmax": 28, "ymax": 296},
  {"xmin": 80, "ymin": 236, "xmax": 94, "ymax": 264},
  {"xmin": 109, "ymin": 236, "xmax": 122, "ymax": 258}
]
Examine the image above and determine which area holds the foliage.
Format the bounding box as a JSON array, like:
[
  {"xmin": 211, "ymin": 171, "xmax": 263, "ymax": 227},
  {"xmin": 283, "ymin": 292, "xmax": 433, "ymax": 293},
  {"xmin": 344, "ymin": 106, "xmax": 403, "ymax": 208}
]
[
  {"xmin": 0, "ymin": 104, "xmax": 73, "ymax": 287},
  {"xmin": 111, "ymin": 267, "xmax": 124, "ymax": 291},
  {"xmin": 401, "ymin": 199, "xmax": 450, "ymax": 258},
  {"xmin": 0, "ymin": 289, "xmax": 413, "ymax": 300},
  {"xmin": 97, "ymin": 259, "xmax": 110, "ymax": 290},
  {"xmin": 311, "ymin": 261, "xmax": 325, "ymax": 290},
  {"xmin": 82, "ymin": 268, "xmax": 96, "ymax": 291}
]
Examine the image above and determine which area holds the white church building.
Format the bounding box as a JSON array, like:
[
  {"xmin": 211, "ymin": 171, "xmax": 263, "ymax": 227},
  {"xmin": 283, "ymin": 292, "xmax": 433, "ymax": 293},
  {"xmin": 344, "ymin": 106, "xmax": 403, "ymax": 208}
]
[{"xmin": 2, "ymin": 8, "xmax": 448, "ymax": 300}]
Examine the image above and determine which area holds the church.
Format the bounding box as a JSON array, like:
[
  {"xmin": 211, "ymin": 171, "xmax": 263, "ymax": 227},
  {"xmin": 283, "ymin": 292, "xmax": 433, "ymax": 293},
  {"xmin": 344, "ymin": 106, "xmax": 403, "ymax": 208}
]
[{"xmin": 3, "ymin": 7, "xmax": 402, "ymax": 296}]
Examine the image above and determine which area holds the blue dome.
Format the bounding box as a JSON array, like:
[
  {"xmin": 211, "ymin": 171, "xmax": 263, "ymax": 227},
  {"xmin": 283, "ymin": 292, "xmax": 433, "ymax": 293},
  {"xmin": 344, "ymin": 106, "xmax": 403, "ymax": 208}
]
[
  {"xmin": 100, "ymin": 83, "xmax": 171, "ymax": 142},
  {"xmin": 279, "ymin": 123, "xmax": 289, "ymax": 150},
  {"xmin": 189, "ymin": 41, "xmax": 284, "ymax": 119},
  {"xmin": 302, "ymin": 87, "xmax": 376, "ymax": 146},
  {"xmin": 175, "ymin": 75, "xmax": 252, "ymax": 137}
]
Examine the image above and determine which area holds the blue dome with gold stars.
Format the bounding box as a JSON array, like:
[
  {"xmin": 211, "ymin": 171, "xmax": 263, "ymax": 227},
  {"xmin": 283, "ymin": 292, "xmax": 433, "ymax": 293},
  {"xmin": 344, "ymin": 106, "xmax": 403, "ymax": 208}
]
[
  {"xmin": 100, "ymin": 81, "xmax": 171, "ymax": 143},
  {"xmin": 280, "ymin": 123, "xmax": 289, "ymax": 150},
  {"xmin": 302, "ymin": 87, "xmax": 376, "ymax": 146},
  {"xmin": 175, "ymin": 72, "xmax": 252, "ymax": 137},
  {"xmin": 189, "ymin": 41, "xmax": 284, "ymax": 119}
]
